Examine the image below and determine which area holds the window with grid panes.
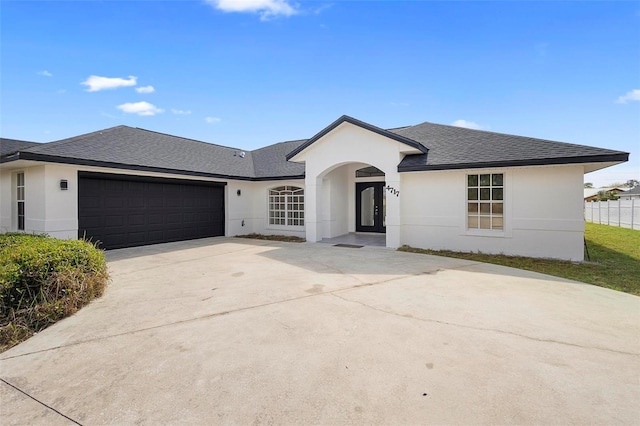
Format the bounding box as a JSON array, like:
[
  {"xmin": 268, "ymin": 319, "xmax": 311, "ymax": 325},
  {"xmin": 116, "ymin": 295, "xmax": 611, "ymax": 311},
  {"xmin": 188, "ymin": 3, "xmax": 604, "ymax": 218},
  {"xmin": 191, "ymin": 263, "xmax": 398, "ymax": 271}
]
[
  {"xmin": 268, "ymin": 186, "xmax": 304, "ymax": 227},
  {"xmin": 467, "ymin": 173, "xmax": 503, "ymax": 230},
  {"xmin": 16, "ymin": 172, "xmax": 25, "ymax": 230}
]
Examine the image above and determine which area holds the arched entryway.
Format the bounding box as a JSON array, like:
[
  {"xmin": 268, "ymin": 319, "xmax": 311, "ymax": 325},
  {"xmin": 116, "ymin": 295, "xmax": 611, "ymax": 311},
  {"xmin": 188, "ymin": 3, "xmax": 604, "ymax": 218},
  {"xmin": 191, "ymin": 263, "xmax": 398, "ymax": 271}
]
[
  {"xmin": 286, "ymin": 116, "xmax": 418, "ymax": 249},
  {"xmin": 306, "ymin": 162, "xmax": 398, "ymax": 247}
]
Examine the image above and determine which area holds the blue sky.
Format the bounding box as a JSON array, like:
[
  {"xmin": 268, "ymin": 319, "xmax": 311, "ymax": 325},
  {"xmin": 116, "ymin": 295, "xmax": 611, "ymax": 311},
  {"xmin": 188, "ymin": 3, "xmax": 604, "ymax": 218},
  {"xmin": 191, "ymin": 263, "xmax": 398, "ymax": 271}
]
[{"xmin": 1, "ymin": 0, "xmax": 638, "ymax": 186}]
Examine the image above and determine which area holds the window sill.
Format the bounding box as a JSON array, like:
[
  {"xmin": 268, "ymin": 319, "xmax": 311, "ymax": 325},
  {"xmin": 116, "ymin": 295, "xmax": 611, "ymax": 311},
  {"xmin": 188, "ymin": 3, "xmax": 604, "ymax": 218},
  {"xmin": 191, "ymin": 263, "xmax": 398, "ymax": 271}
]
[
  {"xmin": 464, "ymin": 229, "xmax": 508, "ymax": 238},
  {"xmin": 267, "ymin": 225, "xmax": 305, "ymax": 231}
]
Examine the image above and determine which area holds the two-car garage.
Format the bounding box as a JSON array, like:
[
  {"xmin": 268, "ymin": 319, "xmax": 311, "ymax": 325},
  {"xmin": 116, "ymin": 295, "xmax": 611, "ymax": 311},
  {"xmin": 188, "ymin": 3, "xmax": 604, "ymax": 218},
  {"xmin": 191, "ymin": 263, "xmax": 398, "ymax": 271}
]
[{"xmin": 78, "ymin": 172, "xmax": 225, "ymax": 249}]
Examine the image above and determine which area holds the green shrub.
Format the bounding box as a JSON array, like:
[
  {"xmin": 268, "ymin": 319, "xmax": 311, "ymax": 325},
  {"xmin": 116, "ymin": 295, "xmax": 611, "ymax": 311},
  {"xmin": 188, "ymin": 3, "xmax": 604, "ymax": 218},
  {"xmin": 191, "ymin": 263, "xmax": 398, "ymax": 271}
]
[{"xmin": 0, "ymin": 233, "xmax": 109, "ymax": 352}]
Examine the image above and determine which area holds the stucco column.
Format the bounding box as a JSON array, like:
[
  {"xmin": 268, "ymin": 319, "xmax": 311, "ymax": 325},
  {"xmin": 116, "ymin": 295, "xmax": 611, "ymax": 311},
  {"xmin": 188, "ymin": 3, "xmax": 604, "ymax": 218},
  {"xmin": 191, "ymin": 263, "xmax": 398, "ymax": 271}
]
[
  {"xmin": 385, "ymin": 173, "xmax": 401, "ymax": 248},
  {"xmin": 305, "ymin": 176, "xmax": 323, "ymax": 242}
]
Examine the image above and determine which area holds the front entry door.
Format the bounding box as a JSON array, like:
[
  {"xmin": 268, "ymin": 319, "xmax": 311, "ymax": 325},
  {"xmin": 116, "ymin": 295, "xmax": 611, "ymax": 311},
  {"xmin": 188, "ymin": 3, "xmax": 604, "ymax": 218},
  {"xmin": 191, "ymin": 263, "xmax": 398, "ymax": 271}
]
[{"xmin": 356, "ymin": 182, "xmax": 386, "ymax": 233}]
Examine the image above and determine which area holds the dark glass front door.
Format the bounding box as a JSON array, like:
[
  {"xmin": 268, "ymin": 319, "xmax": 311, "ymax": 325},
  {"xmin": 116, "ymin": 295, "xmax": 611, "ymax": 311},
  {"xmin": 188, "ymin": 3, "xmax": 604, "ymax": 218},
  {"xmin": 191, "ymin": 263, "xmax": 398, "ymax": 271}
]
[{"xmin": 355, "ymin": 182, "xmax": 386, "ymax": 233}]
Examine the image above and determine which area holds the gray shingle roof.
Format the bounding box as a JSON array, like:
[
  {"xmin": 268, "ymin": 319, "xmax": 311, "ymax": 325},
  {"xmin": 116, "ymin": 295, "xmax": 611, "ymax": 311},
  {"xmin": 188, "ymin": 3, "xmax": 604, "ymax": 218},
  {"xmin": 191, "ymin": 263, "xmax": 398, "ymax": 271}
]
[
  {"xmin": 391, "ymin": 121, "xmax": 627, "ymax": 171},
  {"xmin": 252, "ymin": 139, "xmax": 306, "ymax": 179},
  {"xmin": 10, "ymin": 126, "xmax": 258, "ymax": 179},
  {"xmin": 621, "ymin": 186, "xmax": 640, "ymax": 196},
  {"xmin": 1, "ymin": 117, "xmax": 628, "ymax": 179},
  {"xmin": 0, "ymin": 138, "xmax": 40, "ymax": 156}
]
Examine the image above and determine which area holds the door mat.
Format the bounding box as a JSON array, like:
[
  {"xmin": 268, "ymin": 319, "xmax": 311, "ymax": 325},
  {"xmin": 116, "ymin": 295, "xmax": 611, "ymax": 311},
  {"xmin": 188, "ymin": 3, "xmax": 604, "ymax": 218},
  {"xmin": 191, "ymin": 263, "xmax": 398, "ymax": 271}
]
[{"xmin": 334, "ymin": 244, "xmax": 364, "ymax": 248}]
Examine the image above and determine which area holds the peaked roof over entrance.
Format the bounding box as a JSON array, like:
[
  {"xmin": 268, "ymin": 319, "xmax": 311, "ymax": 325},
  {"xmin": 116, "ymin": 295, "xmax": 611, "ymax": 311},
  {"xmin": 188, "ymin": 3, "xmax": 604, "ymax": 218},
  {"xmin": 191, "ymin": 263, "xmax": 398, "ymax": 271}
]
[{"xmin": 285, "ymin": 115, "xmax": 429, "ymax": 161}]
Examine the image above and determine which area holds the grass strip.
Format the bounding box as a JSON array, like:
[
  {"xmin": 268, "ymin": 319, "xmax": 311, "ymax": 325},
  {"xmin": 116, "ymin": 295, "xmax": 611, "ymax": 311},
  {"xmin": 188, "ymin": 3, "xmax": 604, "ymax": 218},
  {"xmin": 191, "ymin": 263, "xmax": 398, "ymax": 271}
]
[{"xmin": 399, "ymin": 222, "xmax": 639, "ymax": 296}]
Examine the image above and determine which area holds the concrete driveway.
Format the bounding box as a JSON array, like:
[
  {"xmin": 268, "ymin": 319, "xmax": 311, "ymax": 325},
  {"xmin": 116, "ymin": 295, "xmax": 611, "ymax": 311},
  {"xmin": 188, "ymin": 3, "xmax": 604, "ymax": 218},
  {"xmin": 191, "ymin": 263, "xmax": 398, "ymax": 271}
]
[{"xmin": 1, "ymin": 238, "xmax": 639, "ymax": 425}]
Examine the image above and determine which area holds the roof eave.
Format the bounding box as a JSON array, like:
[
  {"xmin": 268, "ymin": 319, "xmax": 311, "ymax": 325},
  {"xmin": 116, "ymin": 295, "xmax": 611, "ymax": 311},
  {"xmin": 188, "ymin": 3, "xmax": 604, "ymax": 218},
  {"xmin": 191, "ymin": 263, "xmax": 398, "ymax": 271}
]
[
  {"xmin": 3, "ymin": 152, "xmax": 256, "ymax": 181},
  {"xmin": 251, "ymin": 174, "xmax": 305, "ymax": 181},
  {"xmin": 0, "ymin": 151, "xmax": 304, "ymax": 182},
  {"xmin": 397, "ymin": 153, "xmax": 629, "ymax": 172},
  {"xmin": 0, "ymin": 153, "xmax": 21, "ymax": 163}
]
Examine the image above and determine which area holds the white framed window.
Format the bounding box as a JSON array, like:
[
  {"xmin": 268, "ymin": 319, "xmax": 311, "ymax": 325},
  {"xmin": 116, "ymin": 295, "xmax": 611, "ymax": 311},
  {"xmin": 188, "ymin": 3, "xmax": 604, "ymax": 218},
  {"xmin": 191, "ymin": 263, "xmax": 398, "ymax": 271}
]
[
  {"xmin": 268, "ymin": 186, "xmax": 304, "ymax": 227},
  {"xmin": 467, "ymin": 173, "xmax": 503, "ymax": 230},
  {"xmin": 16, "ymin": 172, "xmax": 25, "ymax": 230}
]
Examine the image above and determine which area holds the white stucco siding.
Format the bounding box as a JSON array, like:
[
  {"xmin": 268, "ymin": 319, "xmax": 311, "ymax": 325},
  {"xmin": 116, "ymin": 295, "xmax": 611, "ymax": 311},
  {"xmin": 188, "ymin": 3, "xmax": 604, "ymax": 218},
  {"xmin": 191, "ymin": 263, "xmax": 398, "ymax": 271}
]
[
  {"xmin": 322, "ymin": 167, "xmax": 349, "ymax": 238},
  {"xmin": 0, "ymin": 169, "xmax": 13, "ymax": 231},
  {"xmin": 24, "ymin": 166, "xmax": 47, "ymax": 234},
  {"xmin": 35, "ymin": 164, "xmax": 79, "ymax": 239},
  {"xmin": 226, "ymin": 180, "xmax": 257, "ymax": 236},
  {"xmin": 510, "ymin": 166, "xmax": 584, "ymax": 230},
  {"xmin": 400, "ymin": 165, "xmax": 585, "ymax": 261},
  {"xmin": 0, "ymin": 165, "xmax": 59, "ymax": 236}
]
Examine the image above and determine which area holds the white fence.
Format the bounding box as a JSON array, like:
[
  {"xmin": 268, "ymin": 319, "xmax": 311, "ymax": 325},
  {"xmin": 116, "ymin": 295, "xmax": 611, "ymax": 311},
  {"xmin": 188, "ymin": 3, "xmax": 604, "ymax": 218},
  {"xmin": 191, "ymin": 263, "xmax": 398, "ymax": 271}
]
[{"xmin": 584, "ymin": 199, "xmax": 639, "ymax": 230}]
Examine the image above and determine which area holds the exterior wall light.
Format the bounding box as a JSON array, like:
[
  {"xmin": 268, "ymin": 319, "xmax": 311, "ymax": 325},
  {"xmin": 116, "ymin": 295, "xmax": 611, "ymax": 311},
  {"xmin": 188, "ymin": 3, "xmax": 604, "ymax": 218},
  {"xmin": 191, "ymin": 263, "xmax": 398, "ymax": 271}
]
[
  {"xmin": 60, "ymin": 180, "xmax": 68, "ymax": 190},
  {"xmin": 237, "ymin": 189, "xmax": 241, "ymax": 196}
]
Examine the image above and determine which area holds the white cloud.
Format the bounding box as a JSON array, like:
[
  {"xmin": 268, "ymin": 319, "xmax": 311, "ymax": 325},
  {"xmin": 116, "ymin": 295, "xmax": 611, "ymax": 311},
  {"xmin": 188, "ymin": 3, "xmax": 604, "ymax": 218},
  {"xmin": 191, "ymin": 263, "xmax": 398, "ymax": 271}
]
[
  {"xmin": 452, "ymin": 119, "xmax": 486, "ymax": 130},
  {"xmin": 172, "ymin": 108, "xmax": 192, "ymax": 115},
  {"xmin": 616, "ymin": 89, "xmax": 640, "ymax": 104},
  {"xmin": 38, "ymin": 70, "xmax": 53, "ymax": 77},
  {"xmin": 205, "ymin": 116, "xmax": 221, "ymax": 123},
  {"xmin": 136, "ymin": 85, "xmax": 155, "ymax": 94},
  {"xmin": 206, "ymin": 0, "xmax": 297, "ymax": 20},
  {"xmin": 117, "ymin": 101, "xmax": 164, "ymax": 116},
  {"xmin": 82, "ymin": 75, "xmax": 137, "ymax": 92}
]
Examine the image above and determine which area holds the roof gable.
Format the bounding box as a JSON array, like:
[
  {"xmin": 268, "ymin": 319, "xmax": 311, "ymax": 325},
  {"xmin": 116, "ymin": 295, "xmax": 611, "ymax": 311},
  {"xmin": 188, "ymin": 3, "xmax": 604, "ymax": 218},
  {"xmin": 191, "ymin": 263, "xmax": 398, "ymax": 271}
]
[{"xmin": 286, "ymin": 115, "xmax": 428, "ymax": 161}]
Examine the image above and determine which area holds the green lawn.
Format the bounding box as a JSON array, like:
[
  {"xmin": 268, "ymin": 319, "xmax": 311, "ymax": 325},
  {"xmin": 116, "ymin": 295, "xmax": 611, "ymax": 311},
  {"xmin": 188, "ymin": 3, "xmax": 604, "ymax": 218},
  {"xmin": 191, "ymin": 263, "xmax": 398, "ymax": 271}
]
[{"xmin": 398, "ymin": 222, "xmax": 640, "ymax": 296}]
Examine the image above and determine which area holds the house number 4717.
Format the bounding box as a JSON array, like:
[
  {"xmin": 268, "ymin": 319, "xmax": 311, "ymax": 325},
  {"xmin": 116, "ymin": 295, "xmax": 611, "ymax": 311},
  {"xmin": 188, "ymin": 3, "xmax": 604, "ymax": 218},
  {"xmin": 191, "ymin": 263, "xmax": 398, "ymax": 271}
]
[{"xmin": 385, "ymin": 185, "xmax": 399, "ymax": 197}]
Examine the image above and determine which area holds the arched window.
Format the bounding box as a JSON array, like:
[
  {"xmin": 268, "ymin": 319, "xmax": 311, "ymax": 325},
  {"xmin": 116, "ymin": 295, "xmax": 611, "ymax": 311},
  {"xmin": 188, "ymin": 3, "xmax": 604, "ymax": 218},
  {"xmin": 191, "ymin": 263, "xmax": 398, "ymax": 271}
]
[
  {"xmin": 355, "ymin": 166, "xmax": 384, "ymax": 177},
  {"xmin": 268, "ymin": 186, "xmax": 304, "ymax": 227}
]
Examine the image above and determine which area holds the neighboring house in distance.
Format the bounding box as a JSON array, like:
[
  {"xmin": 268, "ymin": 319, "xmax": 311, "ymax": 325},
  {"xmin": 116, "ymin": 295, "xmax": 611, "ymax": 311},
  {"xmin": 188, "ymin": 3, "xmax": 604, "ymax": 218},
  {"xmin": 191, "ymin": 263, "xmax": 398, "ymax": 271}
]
[
  {"xmin": 584, "ymin": 187, "xmax": 628, "ymax": 202},
  {"xmin": 0, "ymin": 115, "xmax": 629, "ymax": 261},
  {"xmin": 617, "ymin": 186, "xmax": 640, "ymax": 200}
]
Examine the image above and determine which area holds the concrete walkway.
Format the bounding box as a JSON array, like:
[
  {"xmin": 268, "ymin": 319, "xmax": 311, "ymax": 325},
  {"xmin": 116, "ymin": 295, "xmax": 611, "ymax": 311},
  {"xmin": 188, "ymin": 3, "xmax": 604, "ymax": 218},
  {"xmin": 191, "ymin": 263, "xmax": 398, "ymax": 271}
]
[{"xmin": 1, "ymin": 237, "xmax": 639, "ymax": 425}]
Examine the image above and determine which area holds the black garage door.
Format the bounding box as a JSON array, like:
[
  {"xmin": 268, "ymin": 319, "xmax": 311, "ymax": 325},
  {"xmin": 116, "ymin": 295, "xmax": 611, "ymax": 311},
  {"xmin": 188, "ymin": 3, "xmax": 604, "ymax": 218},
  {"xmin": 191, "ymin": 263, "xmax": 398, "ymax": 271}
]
[{"xmin": 78, "ymin": 172, "xmax": 225, "ymax": 249}]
